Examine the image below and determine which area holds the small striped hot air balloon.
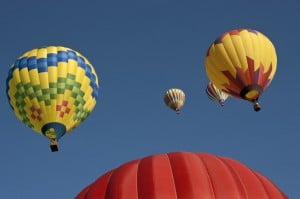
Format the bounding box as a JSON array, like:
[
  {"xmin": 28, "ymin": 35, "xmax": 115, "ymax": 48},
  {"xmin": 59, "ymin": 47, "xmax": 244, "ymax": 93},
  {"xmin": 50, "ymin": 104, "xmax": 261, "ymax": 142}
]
[
  {"xmin": 205, "ymin": 29, "xmax": 277, "ymax": 111},
  {"xmin": 6, "ymin": 46, "xmax": 99, "ymax": 152},
  {"xmin": 163, "ymin": 88, "xmax": 185, "ymax": 114},
  {"xmin": 206, "ymin": 82, "xmax": 229, "ymax": 106}
]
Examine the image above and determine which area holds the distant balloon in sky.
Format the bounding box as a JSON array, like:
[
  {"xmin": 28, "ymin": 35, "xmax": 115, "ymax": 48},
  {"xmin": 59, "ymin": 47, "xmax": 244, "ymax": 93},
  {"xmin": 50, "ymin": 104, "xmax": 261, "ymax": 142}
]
[
  {"xmin": 6, "ymin": 46, "xmax": 99, "ymax": 152},
  {"xmin": 205, "ymin": 29, "xmax": 277, "ymax": 112},
  {"xmin": 164, "ymin": 88, "xmax": 185, "ymax": 114},
  {"xmin": 206, "ymin": 82, "xmax": 229, "ymax": 106},
  {"xmin": 75, "ymin": 151, "xmax": 288, "ymax": 199}
]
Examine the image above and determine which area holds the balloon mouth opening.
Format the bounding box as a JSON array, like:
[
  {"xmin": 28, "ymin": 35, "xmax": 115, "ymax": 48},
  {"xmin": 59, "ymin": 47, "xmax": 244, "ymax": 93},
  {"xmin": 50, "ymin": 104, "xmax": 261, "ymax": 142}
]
[
  {"xmin": 240, "ymin": 84, "xmax": 263, "ymax": 101},
  {"xmin": 219, "ymin": 99, "xmax": 225, "ymax": 106},
  {"xmin": 41, "ymin": 122, "xmax": 67, "ymax": 140},
  {"xmin": 174, "ymin": 107, "xmax": 180, "ymax": 114}
]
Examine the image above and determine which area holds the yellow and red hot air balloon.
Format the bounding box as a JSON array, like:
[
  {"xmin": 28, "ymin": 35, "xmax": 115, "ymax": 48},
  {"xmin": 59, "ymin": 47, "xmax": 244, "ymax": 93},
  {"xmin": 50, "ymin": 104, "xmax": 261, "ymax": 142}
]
[
  {"xmin": 164, "ymin": 88, "xmax": 185, "ymax": 114},
  {"xmin": 6, "ymin": 46, "xmax": 99, "ymax": 152},
  {"xmin": 206, "ymin": 82, "xmax": 229, "ymax": 106},
  {"xmin": 205, "ymin": 29, "xmax": 277, "ymax": 111}
]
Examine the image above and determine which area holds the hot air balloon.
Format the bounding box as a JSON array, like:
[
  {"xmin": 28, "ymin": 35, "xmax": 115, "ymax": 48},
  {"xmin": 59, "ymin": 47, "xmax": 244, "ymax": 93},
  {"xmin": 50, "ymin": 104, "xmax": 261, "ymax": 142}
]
[
  {"xmin": 6, "ymin": 46, "xmax": 99, "ymax": 152},
  {"xmin": 164, "ymin": 88, "xmax": 185, "ymax": 114},
  {"xmin": 206, "ymin": 82, "xmax": 229, "ymax": 106},
  {"xmin": 75, "ymin": 151, "xmax": 287, "ymax": 199},
  {"xmin": 205, "ymin": 29, "xmax": 277, "ymax": 111}
]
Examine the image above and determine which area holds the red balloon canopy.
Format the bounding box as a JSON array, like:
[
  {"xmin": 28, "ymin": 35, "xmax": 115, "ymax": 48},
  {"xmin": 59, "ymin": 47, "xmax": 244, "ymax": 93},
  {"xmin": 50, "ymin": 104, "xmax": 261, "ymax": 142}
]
[{"xmin": 75, "ymin": 151, "xmax": 287, "ymax": 199}]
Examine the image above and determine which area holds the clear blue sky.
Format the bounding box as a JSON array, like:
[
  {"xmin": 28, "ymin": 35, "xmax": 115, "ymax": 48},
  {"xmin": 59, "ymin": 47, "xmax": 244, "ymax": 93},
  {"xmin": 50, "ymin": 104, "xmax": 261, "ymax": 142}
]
[{"xmin": 1, "ymin": 0, "xmax": 299, "ymax": 198}]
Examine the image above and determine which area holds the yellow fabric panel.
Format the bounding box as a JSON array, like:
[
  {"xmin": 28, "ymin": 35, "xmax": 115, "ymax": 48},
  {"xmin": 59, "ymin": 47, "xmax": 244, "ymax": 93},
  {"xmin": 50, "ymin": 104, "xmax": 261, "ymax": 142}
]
[
  {"xmin": 205, "ymin": 47, "xmax": 230, "ymax": 91},
  {"xmin": 12, "ymin": 69, "xmax": 21, "ymax": 83},
  {"xmin": 212, "ymin": 43, "xmax": 235, "ymax": 72},
  {"xmin": 239, "ymin": 30, "xmax": 255, "ymax": 61},
  {"xmin": 41, "ymin": 101, "xmax": 51, "ymax": 125},
  {"xmin": 58, "ymin": 61, "xmax": 68, "ymax": 77},
  {"xmin": 66, "ymin": 120, "xmax": 78, "ymax": 133},
  {"xmin": 248, "ymin": 32, "xmax": 261, "ymax": 71},
  {"xmin": 46, "ymin": 46, "xmax": 57, "ymax": 54},
  {"xmin": 57, "ymin": 46, "xmax": 68, "ymax": 52},
  {"xmin": 75, "ymin": 67, "xmax": 85, "ymax": 83},
  {"xmin": 259, "ymin": 33, "xmax": 277, "ymax": 77},
  {"xmin": 67, "ymin": 59, "xmax": 78, "ymax": 75},
  {"xmin": 39, "ymin": 72, "xmax": 49, "ymax": 89},
  {"xmin": 29, "ymin": 69, "xmax": 40, "ymax": 86},
  {"xmin": 19, "ymin": 68, "xmax": 31, "ymax": 84},
  {"xmin": 269, "ymin": 47, "xmax": 277, "ymax": 79},
  {"xmin": 231, "ymin": 33, "xmax": 248, "ymax": 71},
  {"xmin": 220, "ymin": 34, "xmax": 242, "ymax": 71},
  {"xmin": 48, "ymin": 67, "xmax": 57, "ymax": 83},
  {"xmin": 27, "ymin": 48, "xmax": 38, "ymax": 58},
  {"xmin": 257, "ymin": 33, "xmax": 267, "ymax": 68},
  {"xmin": 36, "ymin": 48, "xmax": 47, "ymax": 59}
]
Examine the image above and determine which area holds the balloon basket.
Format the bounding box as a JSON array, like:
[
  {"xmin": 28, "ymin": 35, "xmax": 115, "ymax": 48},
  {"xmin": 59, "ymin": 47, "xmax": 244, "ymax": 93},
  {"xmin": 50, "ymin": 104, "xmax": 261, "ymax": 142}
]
[
  {"xmin": 253, "ymin": 102, "xmax": 261, "ymax": 112},
  {"xmin": 50, "ymin": 139, "xmax": 59, "ymax": 152}
]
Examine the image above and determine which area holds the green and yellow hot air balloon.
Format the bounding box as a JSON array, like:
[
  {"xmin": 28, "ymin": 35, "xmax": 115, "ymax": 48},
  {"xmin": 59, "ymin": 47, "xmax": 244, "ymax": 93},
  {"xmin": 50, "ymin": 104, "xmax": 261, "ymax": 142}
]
[
  {"xmin": 205, "ymin": 29, "xmax": 277, "ymax": 111},
  {"xmin": 6, "ymin": 46, "xmax": 99, "ymax": 152}
]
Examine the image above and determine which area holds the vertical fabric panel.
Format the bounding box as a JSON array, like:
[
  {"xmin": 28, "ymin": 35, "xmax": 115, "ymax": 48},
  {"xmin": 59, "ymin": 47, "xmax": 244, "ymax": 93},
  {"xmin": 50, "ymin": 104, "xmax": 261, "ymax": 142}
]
[
  {"xmin": 104, "ymin": 161, "xmax": 139, "ymax": 199},
  {"xmin": 137, "ymin": 154, "xmax": 177, "ymax": 199},
  {"xmin": 168, "ymin": 152, "xmax": 216, "ymax": 198}
]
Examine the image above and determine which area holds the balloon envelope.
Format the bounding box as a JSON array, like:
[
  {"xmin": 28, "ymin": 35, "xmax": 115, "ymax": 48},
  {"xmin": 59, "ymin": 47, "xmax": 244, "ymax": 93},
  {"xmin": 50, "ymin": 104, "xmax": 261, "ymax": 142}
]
[
  {"xmin": 205, "ymin": 29, "xmax": 277, "ymax": 111},
  {"xmin": 164, "ymin": 88, "xmax": 185, "ymax": 114},
  {"xmin": 206, "ymin": 82, "xmax": 229, "ymax": 106},
  {"xmin": 6, "ymin": 46, "xmax": 99, "ymax": 151},
  {"xmin": 75, "ymin": 151, "xmax": 287, "ymax": 199}
]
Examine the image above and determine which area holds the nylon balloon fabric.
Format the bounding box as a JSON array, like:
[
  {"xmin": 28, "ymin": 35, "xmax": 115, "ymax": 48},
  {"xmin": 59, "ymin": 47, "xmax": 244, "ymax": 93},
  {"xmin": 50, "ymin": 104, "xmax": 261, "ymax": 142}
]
[
  {"xmin": 163, "ymin": 88, "xmax": 185, "ymax": 114},
  {"xmin": 75, "ymin": 151, "xmax": 288, "ymax": 199},
  {"xmin": 206, "ymin": 82, "xmax": 229, "ymax": 106},
  {"xmin": 205, "ymin": 29, "xmax": 277, "ymax": 111},
  {"xmin": 6, "ymin": 46, "xmax": 99, "ymax": 149}
]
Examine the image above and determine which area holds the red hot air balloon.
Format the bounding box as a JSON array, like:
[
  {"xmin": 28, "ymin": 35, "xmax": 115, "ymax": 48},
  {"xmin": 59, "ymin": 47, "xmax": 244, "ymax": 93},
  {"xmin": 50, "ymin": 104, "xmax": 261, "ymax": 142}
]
[{"xmin": 75, "ymin": 151, "xmax": 287, "ymax": 199}]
